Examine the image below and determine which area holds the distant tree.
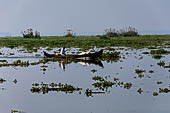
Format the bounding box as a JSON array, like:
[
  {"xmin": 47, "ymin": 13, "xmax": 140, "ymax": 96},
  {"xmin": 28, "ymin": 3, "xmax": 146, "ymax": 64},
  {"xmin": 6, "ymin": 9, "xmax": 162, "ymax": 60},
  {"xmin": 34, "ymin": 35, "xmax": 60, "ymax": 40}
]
[
  {"xmin": 119, "ymin": 26, "xmax": 139, "ymax": 37},
  {"xmin": 104, "ymin": 28, "xmax": 119, "ymax": 37},
  {"xmin": 64, "ymin": 29, "xmax": 75, "ymax": 37},
  {"xmin": 34, "ymin": 30, "xmax": 40, "ymax": 38},
  {"xmin": 22, "ymin": 28, "xmax": 40, "ymax": 38},
  {"xmin": 102, "ymin": 26, "xmax": 139, "ymax": 38}
]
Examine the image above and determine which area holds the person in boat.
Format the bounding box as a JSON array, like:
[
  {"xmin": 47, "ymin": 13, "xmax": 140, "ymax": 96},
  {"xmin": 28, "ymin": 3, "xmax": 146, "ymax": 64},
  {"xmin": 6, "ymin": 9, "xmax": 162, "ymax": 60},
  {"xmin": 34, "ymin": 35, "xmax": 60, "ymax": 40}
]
[
  {"xmin": 78, "ymin": 51, "xmax": 90, "ymax": 55},
  {"xmin": 56, "ymin": 47, "xmax": 66, "ymax": 56},
  {"xmin": 60, "ymin": 47, "xmax": 66, "ymax": 56}
]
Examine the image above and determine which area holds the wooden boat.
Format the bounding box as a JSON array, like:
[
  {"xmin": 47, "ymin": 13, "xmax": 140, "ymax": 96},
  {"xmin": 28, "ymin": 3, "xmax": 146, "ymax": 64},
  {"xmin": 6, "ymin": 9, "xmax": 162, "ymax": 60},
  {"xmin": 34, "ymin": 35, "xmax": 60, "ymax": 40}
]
[{"xmin": 43, "ymin": 49, "xmax": 103, "ymax": 59}]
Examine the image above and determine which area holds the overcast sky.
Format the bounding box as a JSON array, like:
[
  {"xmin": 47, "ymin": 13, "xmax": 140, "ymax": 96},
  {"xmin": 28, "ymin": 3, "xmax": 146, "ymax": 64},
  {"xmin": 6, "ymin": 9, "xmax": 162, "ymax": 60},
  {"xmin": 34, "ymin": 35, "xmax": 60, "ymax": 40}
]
[{"xmin": 0, "ymin": 0, "xmax": 170, "ymax": 35}]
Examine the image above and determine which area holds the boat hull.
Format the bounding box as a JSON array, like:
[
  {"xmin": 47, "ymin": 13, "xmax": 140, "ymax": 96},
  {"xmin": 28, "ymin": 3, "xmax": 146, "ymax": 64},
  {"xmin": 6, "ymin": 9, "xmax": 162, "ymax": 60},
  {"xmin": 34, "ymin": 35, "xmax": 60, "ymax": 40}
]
[{"xmin": 43, "ymin": 49, "xmax": 103, "ymax": 59}]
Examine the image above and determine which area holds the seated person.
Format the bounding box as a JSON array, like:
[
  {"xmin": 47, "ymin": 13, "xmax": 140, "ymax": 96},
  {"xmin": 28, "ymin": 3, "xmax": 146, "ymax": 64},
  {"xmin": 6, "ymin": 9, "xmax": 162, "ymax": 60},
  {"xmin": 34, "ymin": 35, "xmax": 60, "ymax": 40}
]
[{"xmin": 78, "ymin": 51, "xmax": 90, "ymax": 55}]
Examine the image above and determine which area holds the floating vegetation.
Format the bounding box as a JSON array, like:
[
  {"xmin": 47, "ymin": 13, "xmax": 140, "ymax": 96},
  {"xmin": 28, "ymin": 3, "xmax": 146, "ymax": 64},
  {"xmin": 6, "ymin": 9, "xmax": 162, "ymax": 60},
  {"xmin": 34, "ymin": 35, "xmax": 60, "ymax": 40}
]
[
  {"xmin": 124, "ymin": 83, "xmax": 132, "ymax": 89},
  {"xmin": 153, "ymin": 92, "xmax": 159, "ymax": 96},
  {"xmin": 35, "ymin": 54, "xmax": 41, "ymax": 56},
  {"xmin": 149, "ymin": 70, "xmax": 154, "ymax": 73},
  {"xmin": 150, "ymin": 49, "xmax": 170, "ymax": 54},
  {"xmin": 0, "ymin": 60, "xmax": 30, "ymax": 67},
  {"xmin": 9, "ymin": 53, "xmax": 15, "ymax": 55},
  {"xmin": 92, "ymin": 76, "xmax": 104, "ymax": 81},
  {"xmin": 137, "ymin": 88, "xmax": 143, "ymax": 94},
  {"xmin": 31, "ymin": 82, "xmax": 82, "ymax": 94},
  {"xmin": 46, "ymin": 47, "xmax": 53, "ymax": 51},
  {"xmin": 113, "ymin": 77, "xmax": 119, "ymax": 81},
  {"xmin": 40, "ymin": 65, "xmax": 48, "ymax": 68},
  {"xmin": 11, "ymin": 109, "xmax": 19, "ymax": 113},
  {"xmin": 91, "ymin": 69, "xmax": 97, "ymax": 73},
  {"xmin": 0, "ymin": 78, "xmax": 6, "ymax": 83},
  {"xmin": 0, "ymin": 59, "xmax": 47, "ymax": 68},
  {"xmin": 13, "ymin": 79, "xmax": 17, "ymax": 84},
  {"xmin": 148, "ymin": 46, "xmax": 157, "ymax": 49},
  {"xmin": 157, "ymin": 81, "xmax": 163, "ymax": 85},
  {"xmin": 92, "ymin": 75, "xmax": 132, "ymax": 91},
  {"xmin": 152, "ymin": 54, "xmax": 163, "ymax": 60},
  {"xmin": 159, "ymin": 88, "xmax": 170, "ymax": 93},
  {"xmin": 32, "ymin": 83, "xmax": 39, "ymax": 87},
  {"xmin": 105, "ymin": 47, "xmax": 115, "ymax": 51},
  {"xmin": 164, "ymin": 65, "xmax": 170, "ymax": 68},
  {"xmin": 100, "ymin": 51, "xmax": 120, "ymax": 62},
  {"xmin": 135, "ymin": 69, "xmax": 146, "ymax": 74},
  {"xmin": 157, "ymin": 61, "xmax": 165, "ymax": 67},
  {"xmin": 0, "ymin": 60, "xmax": 7, "ymax": 63},
  {"xmin": 137, "ymin": 73, "xmax": 144, "ymax": 78},
  {"xmin": 92, "ymin": 81, "xmax": 115, "ymax": 91},
  {"xmin": 142, "ymin": 52, "xmax": 149, "ymax": 54}
]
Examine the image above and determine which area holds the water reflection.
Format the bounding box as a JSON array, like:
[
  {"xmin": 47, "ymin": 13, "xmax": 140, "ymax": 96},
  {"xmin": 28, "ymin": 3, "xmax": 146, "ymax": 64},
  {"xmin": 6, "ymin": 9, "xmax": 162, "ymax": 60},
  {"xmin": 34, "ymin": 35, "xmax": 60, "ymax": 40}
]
[{"xmin": 57, "ymin": 59, "xmax": 104, "ymax": 71}]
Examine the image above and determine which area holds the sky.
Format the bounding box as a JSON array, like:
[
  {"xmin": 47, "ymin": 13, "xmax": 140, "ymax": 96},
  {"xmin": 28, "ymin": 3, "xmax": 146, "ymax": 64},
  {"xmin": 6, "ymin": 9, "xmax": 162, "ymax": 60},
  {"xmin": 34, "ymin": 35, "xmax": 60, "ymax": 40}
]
[{"xmin": 0, "ymin": 0, "xmax": 170, "ymax": 35}]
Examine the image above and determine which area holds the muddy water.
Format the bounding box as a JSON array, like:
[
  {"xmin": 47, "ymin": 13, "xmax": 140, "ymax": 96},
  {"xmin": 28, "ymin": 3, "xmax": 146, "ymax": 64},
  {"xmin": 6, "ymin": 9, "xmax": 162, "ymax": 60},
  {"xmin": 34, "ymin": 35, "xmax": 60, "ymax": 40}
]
[{"xmin": 0, "ymin": 47, "xmax": 170, "ymax": 113}]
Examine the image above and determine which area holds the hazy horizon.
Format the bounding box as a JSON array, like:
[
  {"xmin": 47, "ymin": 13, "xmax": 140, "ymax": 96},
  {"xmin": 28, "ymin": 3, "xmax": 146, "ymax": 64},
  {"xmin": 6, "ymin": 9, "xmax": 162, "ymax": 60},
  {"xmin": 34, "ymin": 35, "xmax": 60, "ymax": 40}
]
[{"xmin": 0, "ymin": 0, "xmax": 170, "ymax": 35}]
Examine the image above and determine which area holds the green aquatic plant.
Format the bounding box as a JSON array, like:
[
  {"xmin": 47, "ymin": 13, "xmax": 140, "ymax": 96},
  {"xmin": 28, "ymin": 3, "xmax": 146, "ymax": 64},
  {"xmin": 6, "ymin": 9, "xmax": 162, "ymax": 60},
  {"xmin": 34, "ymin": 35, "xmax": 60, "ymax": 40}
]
[
  {"xmin": 137, "ymin": 88, "xmax": 143, "ymax": 94},
  {"xmin": 9, "ymin": 53, "xmax": 14, "ymax": 55},
  {"xmin": 124, "ymin": 82, "xmax": 132, "ymax": 89},
  {"xmin": 114, "ymin": 77, "xmax": 119, "ymax": 81},
  {"xmin": 159, "ymin": 88, "xmax": 170, "ymax": 93},
  {"xmin": 153, "ymin": 92, "xmax": 158, "ymax": 96},
  {"xmin": 91, "ymin": 69, "xmax": 97, "ymax": 73},
  {"xmin": 100, "ymin": 51, "xmax": 120, "ymax": 62},
  {"xmin": 138, "ymin": 73, "xmax": 144, "ymax": 78},
  {"xmin": 148, "ymin": 70, "xmax": 154, "ymax": 73},
  {"xmin": 0, "ymin": 78, "xmax": 6, "ymax": 83},
  {"xmin": 49, "ymin": 82, "xmax": 57, "ymax": 87},
  {"xmin": 92, "ymin": 81, "xmax": 115, "ymax": 91},
  {"xmin": 142, "ymin": 52, "xmax": 149, "ymax": 54},
  {"xmin": 135, "ymin": 69, "xmax": 146, "ymax": 74},
  {"xmin": 13, "ymin": 79, "xmax": 17, "ymax": 84},
  {"xmin": 35, "ymin": 54, "xmax": 41, "ymax": 56},
  {"xmin": 152, "ymin": 54, "xmax": 163, "ymax": 60},
  {"xmin": 164, "ymin": 65, "xmax": 170, "ymax": 68},
  {"xmin": 46, "ymin": 47, "xmax": 53, "ymax": 51},
  {"xmin": 11, "ymin": 109, "xmax": 19, "ymax": 113},
  {"xmin": 31, "ymin": 82, "xmax": 82, "ymax": 94},
  {"xmin": 92, "ymin": 76, "xmax": 104, "ymax": 81},
  {"xmin": 150, "ymin": 49, "xmax": 170, "ymax": 54},
  {"xmin": 0, "ymin": 35, "xmax": 169, "ymax": 48},
  {"xmin": 0, "ymin": 60, "xmax": 7, "ymax": 63},
  {"xmin": 105, "ymin": 47, "xmax": 115, "ymax": 51},
  {"xmin": 157, "ymin": 81, "xmax": 163, "ymax": 85},
  {"xmin": 157, "ymin": 61, "xmax": 165, "ymax": 67},
  {"xmin": 32, "ymin": 83, "xmax": 39, "ymax": 86}
]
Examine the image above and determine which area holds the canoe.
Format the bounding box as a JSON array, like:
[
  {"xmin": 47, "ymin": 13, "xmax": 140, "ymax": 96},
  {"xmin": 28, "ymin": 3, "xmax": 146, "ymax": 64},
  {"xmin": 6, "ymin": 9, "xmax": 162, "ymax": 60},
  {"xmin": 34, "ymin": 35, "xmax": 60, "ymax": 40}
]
[{"xmin": 43, "ymin": 49, "xmax": 103, "ymax": 59}]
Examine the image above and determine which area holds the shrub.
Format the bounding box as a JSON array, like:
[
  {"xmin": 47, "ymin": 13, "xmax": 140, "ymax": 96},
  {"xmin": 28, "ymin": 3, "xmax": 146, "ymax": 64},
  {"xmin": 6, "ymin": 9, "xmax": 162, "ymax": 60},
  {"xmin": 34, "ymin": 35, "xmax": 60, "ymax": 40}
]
[
  {"xmin": 103, "ymin": 26, "xmax": 139, "ymax": 38},
  {"xmin": 64, "ymin": 29, "xmax": 74, "ymax": 37},
  {"xmin": 119, "ymin": 26, "xmax": 139, "ymax": 37},
  {"xmin": 104, "ymin": 28, "xmax": 118, "ymax": 37},
  {"xmin": 22, "ymin": 28, "xmax": 40, "ymax": 38}
]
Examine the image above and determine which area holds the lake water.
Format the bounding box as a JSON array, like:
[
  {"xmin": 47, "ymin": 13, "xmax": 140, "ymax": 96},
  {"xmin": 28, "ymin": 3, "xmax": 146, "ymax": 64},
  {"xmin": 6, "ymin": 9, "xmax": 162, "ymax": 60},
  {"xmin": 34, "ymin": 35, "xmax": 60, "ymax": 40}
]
[{"xmin": 0, "ymin": 47, "xmax": 170, "ymax": 113}]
